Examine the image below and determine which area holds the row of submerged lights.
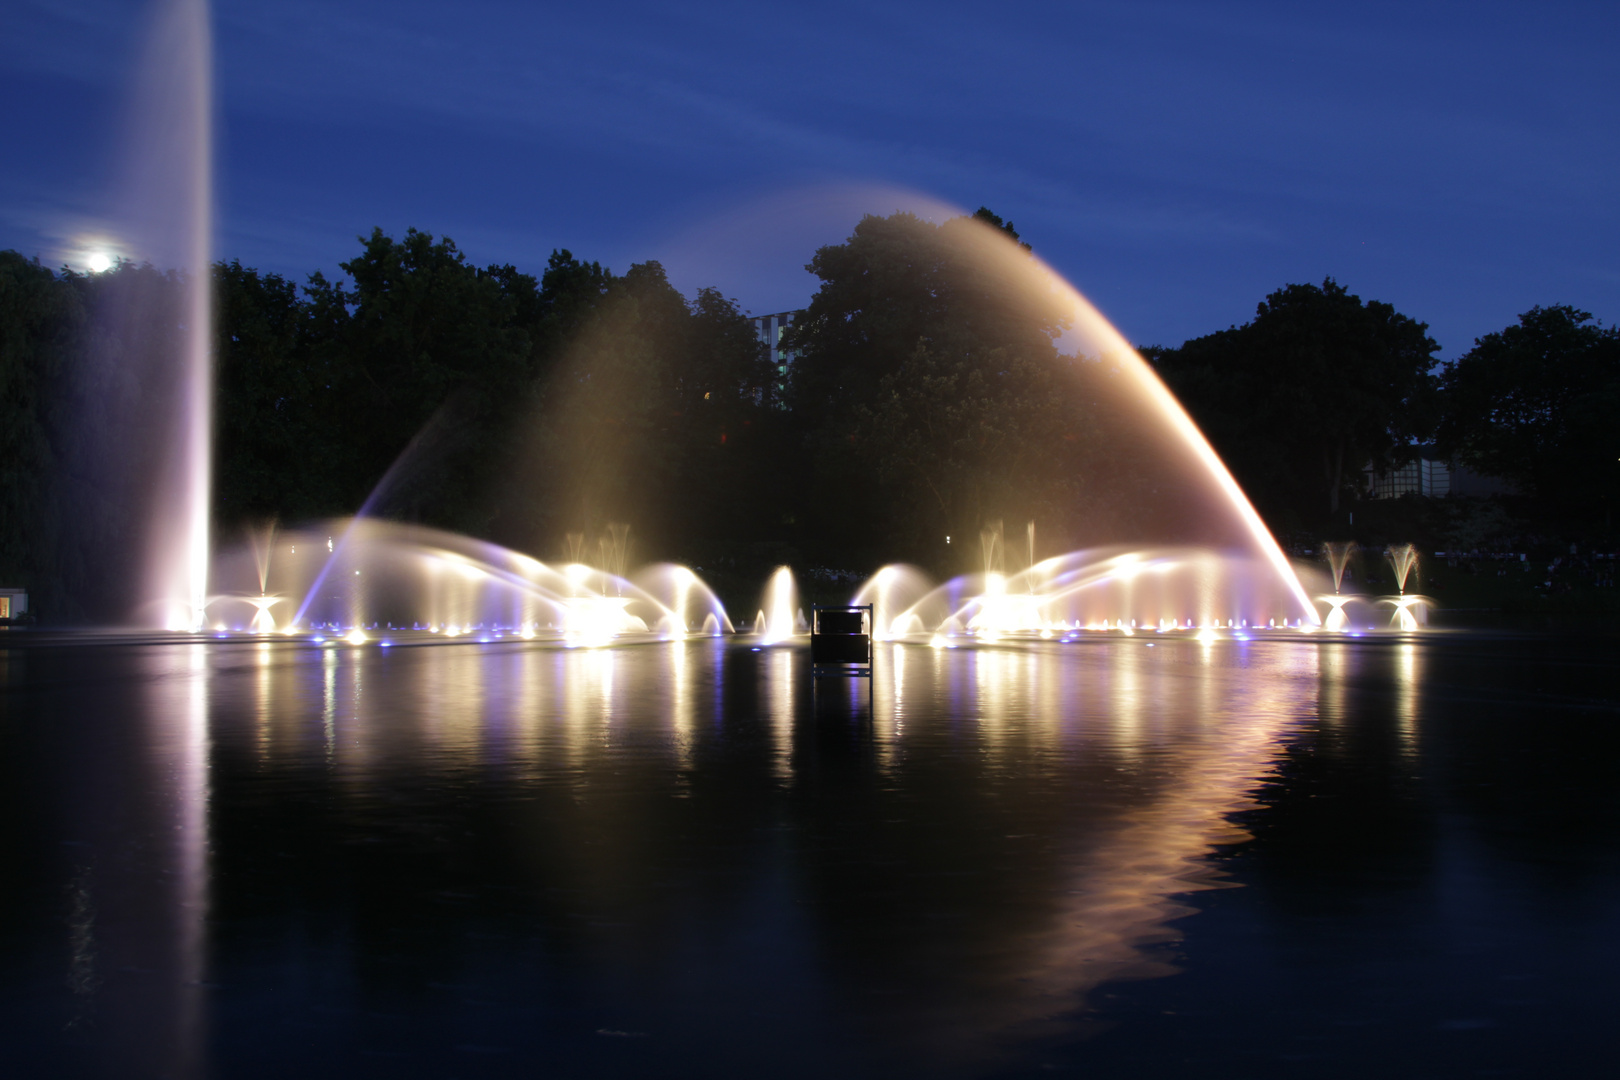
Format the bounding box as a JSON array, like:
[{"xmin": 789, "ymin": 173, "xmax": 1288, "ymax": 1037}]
[{"xmin": 200, "ymin": 567, "xmax": 1426, "ymax": 648}]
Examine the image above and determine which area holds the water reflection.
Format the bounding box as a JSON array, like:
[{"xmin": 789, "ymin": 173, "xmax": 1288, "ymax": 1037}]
[
  {"xmin": 175, "ymin": 643, "xmax": 209, "ymax": 1080},
  {"xmin": 765, "ymin": 647, "xmax": 795, "ymax": 784},
  {"xmin": 79, "ymin": 643, "xmax": 213, "ymax": 1078},
  {"xmin": 1396, "ymin": 641, "xmax": 1421, "ymax": 753},
  {"xmin": 8, "ymin": 632, "xmax": 1609, "ymax": 1077},
  {"xmin": 320, "ymin": 644, "xmax": 336, "ymax": 763}
]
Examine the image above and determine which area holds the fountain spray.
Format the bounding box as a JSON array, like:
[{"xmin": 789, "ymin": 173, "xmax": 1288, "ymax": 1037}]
[
  {"xmin": 121, "ymin": 0, "xmax": 214, "ymax": 631},
  {"xmin": 1318, "ymin": 541, "xmax": 1357, "ymax": 631},
  {"xmin": 1386, "ymin": 544, "xmax": 1418, "ymax": 594},
  {"xmin": 1384, "ymin": 544, "xmax": 1423, "ymax": 629}
]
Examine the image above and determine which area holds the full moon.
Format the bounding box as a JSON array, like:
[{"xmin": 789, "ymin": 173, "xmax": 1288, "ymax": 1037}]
[{"xmin": 87, "ymin": 252, "xmax": 112, "ymax": 273}]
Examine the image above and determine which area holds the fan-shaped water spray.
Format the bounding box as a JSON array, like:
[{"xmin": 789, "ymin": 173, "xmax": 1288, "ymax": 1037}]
[
  {"xmin": 1379, "ymin": 544, "xmax": 1427, "ymax": 629},
  {"xmin": 1318, "ymin": 541, "xmax": 1359, "ymax": 631},
  {"xmin": 208, "ymin": 520, "xmax": 733, "ymax": 646},
  {"xmin": 1325, "ymin": 541, "xmax": 1357, "ymax": 593},
  {"xmin": 1386, "ymin": 544, "xmax": 1419, "ymax": 594},
  {"xmin": 854, "ymin": 546, "xmax": 1324, "ymax": 644}
]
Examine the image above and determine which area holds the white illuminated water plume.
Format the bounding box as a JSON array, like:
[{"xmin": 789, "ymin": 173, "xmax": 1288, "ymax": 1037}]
[
  {"xmin": 1384, "ymin": 595, "xmax": 1427, "ymax": 631},
  {"xmin": 1324, "ymin": 540, "xmax": 1357, "ymax": 593},
  {"xmin": 121, "ymin": 0, "xmax": 214, "ymax": 631},
  {"xmin": 1317, "ymin": 541, "xmax": 1360, "ymax": 631},
  {"xmin": 187, "ymin": 189, "xmax": 1345, "ymax": 640},
  {"xmin": 207, "ymin": 519, "xmax": 733, "ymax": 646},
  {"xmin": 757, "ymin": 566, "xmax": 800, "ymax": 645},
  {"xmin": 855, "ymin": 546, "xmax": 1322, "ymax": 642},
  {"xmin": 1386, "ymin": 543, "xmax": 1419, "ymax": 594},
  {"xmin": 941, "ymin": 215, "xmax": 1319, "ymax": 626},
  {"xmin": 1320, "ymin": 593, "xmax": 1353, "ymax": 632}
]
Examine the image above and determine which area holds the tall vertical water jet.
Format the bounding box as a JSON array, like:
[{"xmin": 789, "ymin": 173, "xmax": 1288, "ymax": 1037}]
[
  {"xmin": 121, "ymin": 0, "xmax": 215, "ymax": 630},
  {"xmin": 758, "ymin": 566, "xmax": 799, "ymax": 644}
]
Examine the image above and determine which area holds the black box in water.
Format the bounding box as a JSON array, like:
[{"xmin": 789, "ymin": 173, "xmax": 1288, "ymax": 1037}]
[
  {"xmin": 816, "ymin": 610, "xmax": 864, "ymax": 636},
  {"xmin": 810, "ymin": 604, "xmax": 872, "ymax": 676}
]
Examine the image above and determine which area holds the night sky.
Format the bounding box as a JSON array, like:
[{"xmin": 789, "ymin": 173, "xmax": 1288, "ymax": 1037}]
[{"xmin": 4, "ymin": 0, "xmax": 1616, "ymax": 357}]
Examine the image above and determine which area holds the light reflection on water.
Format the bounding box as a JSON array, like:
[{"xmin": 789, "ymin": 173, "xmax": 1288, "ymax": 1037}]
[{"xmin": 4, "ymin": 632, "xmax": 1615, "ymax": 1077}]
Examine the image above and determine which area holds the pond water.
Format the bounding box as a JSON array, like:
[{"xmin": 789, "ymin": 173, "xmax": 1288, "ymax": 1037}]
[{"xmin": 3, "ymin": 630, "xmax": 1617, "ymax": 1078}]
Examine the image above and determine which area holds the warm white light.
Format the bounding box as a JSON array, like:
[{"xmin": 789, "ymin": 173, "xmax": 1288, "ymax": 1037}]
[
  {"xmin": 562, "ymin": 596, "xmax": 639, "ymax": 647},
  {"xmin": 346, "ymin": 628, "xmax": 368, "ymax": 645}
]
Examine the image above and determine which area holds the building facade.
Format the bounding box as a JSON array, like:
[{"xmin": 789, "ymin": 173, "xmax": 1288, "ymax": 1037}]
[
  {"xmin": 0, "ymin": 588, "xmax": 28, "ymax": 621},
  {"xmin": 750, "ymin": 310, "xmax": 802, "ymax": 399},
  {"xmin": 1365, "ymin": 446, "xmax": 1519, "ymax": 499}
]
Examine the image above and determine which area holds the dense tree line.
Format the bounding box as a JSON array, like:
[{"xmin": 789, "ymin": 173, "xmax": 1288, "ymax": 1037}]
[
  {"xmin": 1150, "ymin": 283, "xmax": 1619, "ymax": 543},
  {"xmin": 1433, "ymin": 305, "xmax": 1620, "ymax": 523},
  {"xmin": 1, "ymin": 231, "xmax": 777, "ymax": 618},
  {"xmin": 1, "ymin": 253, "xmax": 209, "ymax": 618},
  {"xmin": 1147, "ymin": 279, "xmax": 1441, "ymax": 532},
  {"xmin": 779, "ymin": 208, "xmax": 1161, "ymax": 568},
  {"xmin": 2, "ymin": 212, "xmax": 1615, "ymax": 620}
]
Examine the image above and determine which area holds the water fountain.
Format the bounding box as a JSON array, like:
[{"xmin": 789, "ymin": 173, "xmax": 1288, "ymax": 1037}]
[
  {"xmin": 852, "ymin": 545, "xmax": 1316, "ymax": 645},
  {"xmin": 11, "ymin": 13, "xmax": 1484, "ymax": 1080},
  {"xmin": 208, "ymin": 518, "xmax": 732, "ymax": 646},
  {"xmin": 1382, "ymin": 543, "xmax": 1427, "ymax": 630},
  {"xmin": 117, "ymin": 0, "xmax": 214, "ymax": 631},
  {"xmin": 101, "ymin": 3, "xmax": 1355, "ymax": 642},
  {"xmin": 1319, "ymin": 541, "xmax": 1358, "ymax": 631},
  {"xmin": 754, "ymin": 566, "xmax": 800, "ymax": 645}
]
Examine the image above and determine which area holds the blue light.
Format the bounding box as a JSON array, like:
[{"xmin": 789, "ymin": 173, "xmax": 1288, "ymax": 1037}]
[{"xmin": 380, "ymin": 640, "xmax": 393, "ymax": 648}]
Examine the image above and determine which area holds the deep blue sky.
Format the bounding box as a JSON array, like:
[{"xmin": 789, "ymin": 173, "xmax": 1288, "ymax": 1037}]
[{"xmin": 4, "ymin": 0, "xmax": 1616, "ymax": 356}]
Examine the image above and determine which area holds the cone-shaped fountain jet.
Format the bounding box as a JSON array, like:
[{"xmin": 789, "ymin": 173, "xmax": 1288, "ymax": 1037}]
[
  {"xmin": 1383, "ymin": 544, "xmax": 1425, "ymax": 629},
  {"xmin": 1387, "ymin": 544, "xmax": 1419, "ymax": 594},
  {"xmin": 1319, "ymin": 541, "xmax": 1358, "ymax": 631},
  {"xmin": 758, "ymin": 567, "xmax": 799, "ymax": 645}
]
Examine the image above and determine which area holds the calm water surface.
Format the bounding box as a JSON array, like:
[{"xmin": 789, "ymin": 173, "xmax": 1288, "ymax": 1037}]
[{"xmin": 2, "ymin": 631, "xmax": 1617, "ymax": 1078}]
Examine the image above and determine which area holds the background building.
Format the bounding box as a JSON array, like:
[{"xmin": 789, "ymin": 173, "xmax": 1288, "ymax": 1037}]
[
  {"xmin": 750, "ymin": 310, "xmax": 802, "ymax": 399},
  {"xmin": 0, "ymin": 588, "xmax": 28, "ymax": 621},
  {"xmin": 1365, "ymin": 445, "xmax": 1518, "ymax": 499}
]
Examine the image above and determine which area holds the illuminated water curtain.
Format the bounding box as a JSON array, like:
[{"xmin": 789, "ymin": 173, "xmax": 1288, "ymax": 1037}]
[{"xmin": 178, "ymin": 202, "xmax": 1417, "ymax": 643}]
